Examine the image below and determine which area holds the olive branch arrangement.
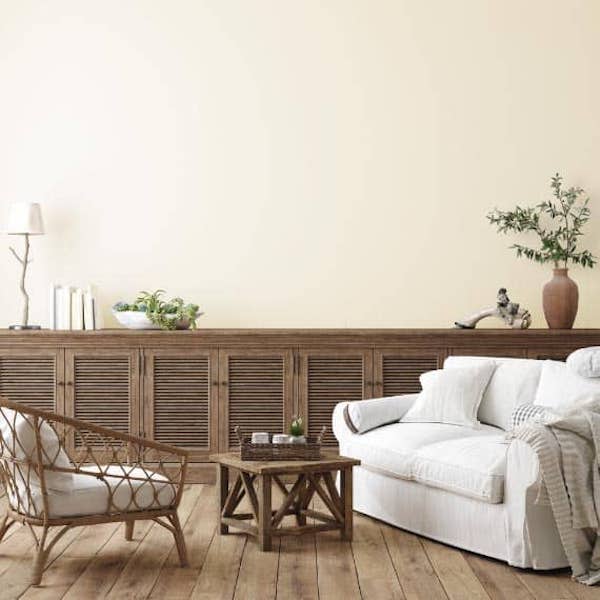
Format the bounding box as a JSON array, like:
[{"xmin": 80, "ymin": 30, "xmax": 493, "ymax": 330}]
[
  {"xmin": 487, "ymin": 173, "xmax": 596, "ymax": 269},
  {"xmin": 114, "ymin": 289, "xmax": 201, "ymax": 330}
]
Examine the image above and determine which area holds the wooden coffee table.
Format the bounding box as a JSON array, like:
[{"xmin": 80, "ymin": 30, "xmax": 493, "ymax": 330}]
[{"xmin": 210, "ymin": 453, "xmax": 361, "ymax": 551}]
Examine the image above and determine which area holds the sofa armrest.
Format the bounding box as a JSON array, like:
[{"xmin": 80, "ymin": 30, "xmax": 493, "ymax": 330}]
[
  {"xmin": 333, "ymin": 394, "xmax": 419, "ymax": 440},
  {"xmin": 505, "ymin": 438, "xmax": 542, "ymax": 493},
  {"xmin": 503, "ymin": 438, "xmax": 551, "ymax": 567}
]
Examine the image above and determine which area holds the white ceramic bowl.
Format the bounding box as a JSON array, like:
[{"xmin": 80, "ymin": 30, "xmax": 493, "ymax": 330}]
[
  {"xmin": 112, "ymin": 311, "xmax": 160, "ymax": 329},
  {"xmin": 112, "ymin": 310, "xmax": 204, "ymax": 330}
]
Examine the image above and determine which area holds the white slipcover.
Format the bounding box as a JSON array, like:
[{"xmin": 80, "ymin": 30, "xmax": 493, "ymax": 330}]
[{"xmin": 333, "ymin": 395, "xmax": 568, "ymax": 569}]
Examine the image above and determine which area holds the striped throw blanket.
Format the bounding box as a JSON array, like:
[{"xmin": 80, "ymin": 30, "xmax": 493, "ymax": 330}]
[{"xmin": 511, "ymin": 398, "xmax": 600, "ymax": 586}]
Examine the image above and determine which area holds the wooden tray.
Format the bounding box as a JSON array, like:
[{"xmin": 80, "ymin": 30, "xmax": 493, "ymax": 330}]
[{"xmin": 235, "ymin": 426, "xmax": 326, "ymax": 461}]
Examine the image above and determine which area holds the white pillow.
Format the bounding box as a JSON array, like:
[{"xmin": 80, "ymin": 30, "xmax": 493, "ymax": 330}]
[
  {"xmin": 0, "ymin": 408, "xmax": 74, "ymax": 492},
  {"xmin": 534, "ymin": 360, "xmax": 600, "ymax": 410},
  {"xmin": 345, "ymin": 394, "xmax": 419, "ymax": 434},
  {"xmin": 444, "ymin": 356, "xmax": 542, "ymax": 430},
  {"xmin": 401, "ymin": 363, "xmax": 495, "ymax": 428},
  {"xmin": 567, "ymin": 347, "xmax": 600, "ymax": 378},
  {"xmin": 509, "ymin": 403, "xmax": 551, "ymax": 430}
]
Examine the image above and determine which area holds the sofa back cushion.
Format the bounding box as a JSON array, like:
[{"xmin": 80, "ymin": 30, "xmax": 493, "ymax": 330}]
[
  {"xmin": 444, "ymin": 356, "xmax": 543, "ymax": 431},
  {"xmin": 534, "ymin": 360, "xmax": 600, "ymax": 410}
]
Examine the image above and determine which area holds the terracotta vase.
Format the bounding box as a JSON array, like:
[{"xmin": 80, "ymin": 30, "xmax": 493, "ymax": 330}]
[{"xmin": 542, "ymin": 268, "xmax": 579, "ymax": 329}]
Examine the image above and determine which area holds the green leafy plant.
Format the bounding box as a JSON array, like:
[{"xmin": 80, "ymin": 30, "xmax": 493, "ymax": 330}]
[
  {"xmin": 487, "ymin": 173, "xmax": 596, "ymax": 269},
  {"xmin": 289, "ymin": 416, "xmax": 304, "ymax": 437},
  {"xmin": 113, "ymin": 289, "xmax": 201, "ymax": 330}
]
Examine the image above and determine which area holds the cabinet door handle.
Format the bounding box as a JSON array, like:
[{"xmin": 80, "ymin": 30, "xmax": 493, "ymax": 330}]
[
  {"xmin": 221, "ymin": 381, "xmax": 228, "ymax": 386},
  {"xmin": 212, "ymin": 381, "xmax": 219, "ymax": 386},
  {"xmin": 66, "ymin": 381, "xmax": 73, "ymax": 387},
  {"xmin": 375, "ymin": 381, "xmax": 382, "ymax": 386}
]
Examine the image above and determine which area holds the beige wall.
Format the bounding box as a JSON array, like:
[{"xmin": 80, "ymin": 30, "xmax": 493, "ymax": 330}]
[{"xmin": 0, "ymin": 0, "xmax": 599, "ymax": 329}]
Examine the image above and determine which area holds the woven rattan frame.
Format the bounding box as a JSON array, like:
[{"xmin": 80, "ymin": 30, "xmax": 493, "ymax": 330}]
[{"xmin": 0, "ymin": 396, "xmax": 189, "ymax": 586}]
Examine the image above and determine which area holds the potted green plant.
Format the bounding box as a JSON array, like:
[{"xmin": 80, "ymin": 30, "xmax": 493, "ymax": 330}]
[
  {"xmin": 289, "ymin": 416, "xmax": 306, "ymax": 444},
  {"xmin": 487, "ymin": 174, "xmax": 596, "ymax": 328},
  {"xmin": 113, "ymin": 290, "xmax": 203, "ymax": 330}
]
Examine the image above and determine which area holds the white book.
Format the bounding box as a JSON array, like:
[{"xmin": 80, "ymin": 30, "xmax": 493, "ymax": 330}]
[
  {"xmin": 56, "ymin": 286, "xmax": 72, "ymax": 330},
  {"xmin": 71, "ymin": 288, "xmax": 84, "ymax": 330},
  {"xmin": 48, "ymin": 284, "xmax": 59, "ymax": 330},
  {"xmin": 83, "ymin": 285, "xmax": 96, "ymax": 330}
]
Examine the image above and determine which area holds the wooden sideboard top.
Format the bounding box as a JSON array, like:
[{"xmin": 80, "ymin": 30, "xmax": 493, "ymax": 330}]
[{"xmin": 0, "ymin": 327, "xmax": 598, "ymax": 349}]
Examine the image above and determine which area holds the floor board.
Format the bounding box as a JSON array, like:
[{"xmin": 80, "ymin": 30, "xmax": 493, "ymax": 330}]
[{"xmin": 1, "ymin": 484, "xmax": 598, "ymax": 600}]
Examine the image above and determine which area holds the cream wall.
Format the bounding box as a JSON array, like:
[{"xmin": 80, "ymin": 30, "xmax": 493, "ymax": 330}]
[{"xmin": 0, "ymin": 0, "xmax": 599, "ymax": 329}]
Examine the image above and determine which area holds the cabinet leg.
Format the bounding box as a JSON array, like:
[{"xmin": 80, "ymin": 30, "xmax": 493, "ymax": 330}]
[
  {"xmin": 218, "ymin": 464, "xmax": 229, "ymax": 534},
  {"xmin": 258, "ymin": 474, "xmax": 272, "ymax": 551},
  {"xmin": 340, "ymin": 467, "xmax": 353, "ymax": 541}
]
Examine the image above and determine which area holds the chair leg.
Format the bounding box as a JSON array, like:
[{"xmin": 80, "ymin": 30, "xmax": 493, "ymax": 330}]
[
  {"xmin": 170, "ymin": 513, "xmax": 189, "ymax": 567},
  {"xmin": 29, "ymin": 524, "xmax": 71, "ymax": 587},
  {"xmin": 0, "ymin": 513, "xmax": 15, "ymax": 543},
  {"xmin": 125, "ymin": 520, "xmax": 134, "ymax": 541},
  {"xmin": 31, "ymin": 526, "xmax": 49, "ymax": 587}
]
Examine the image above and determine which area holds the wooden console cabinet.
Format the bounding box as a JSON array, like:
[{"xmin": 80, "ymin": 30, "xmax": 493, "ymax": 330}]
[{"xmin": 0, "ymin": 328, "xmax": 598, "ymax": 482}]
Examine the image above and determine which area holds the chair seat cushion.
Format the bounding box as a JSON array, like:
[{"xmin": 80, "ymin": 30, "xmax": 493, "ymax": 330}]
[
  {"xmin": 341, "ymin": 422, "xmax": 507, "ymax": 503},
  {"xmin": 14, "ymin": 465, "xmax": 176, "ymax": 518}
]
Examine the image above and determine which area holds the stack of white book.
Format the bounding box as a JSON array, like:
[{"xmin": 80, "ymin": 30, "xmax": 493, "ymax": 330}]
[{"xmin": 49, "ymin": 285, "xmax": 98, "ymax": 330}]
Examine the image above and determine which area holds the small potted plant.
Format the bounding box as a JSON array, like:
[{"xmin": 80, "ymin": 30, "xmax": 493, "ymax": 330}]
[
  {"xmin": 487, "ymin": 174, "xmax": 596, "ymax": 329},
  {"xmin": 113, "ymin": 290, "xmax": 203, "ymax": 330},
  {"xmin": 289, "ymin": 416, "xmax": 306, "ymax": 444}
]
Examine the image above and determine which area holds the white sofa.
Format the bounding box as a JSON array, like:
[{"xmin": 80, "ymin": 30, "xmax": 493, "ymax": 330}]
[{"xmin": 333, "ymin": 355, "xmax": 568, "ymax": 569}]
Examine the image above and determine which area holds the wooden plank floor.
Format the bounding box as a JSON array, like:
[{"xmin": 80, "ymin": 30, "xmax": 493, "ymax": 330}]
[{"xmin": 1, "ymin": 484, "xmax": 599, "ymax": 600}]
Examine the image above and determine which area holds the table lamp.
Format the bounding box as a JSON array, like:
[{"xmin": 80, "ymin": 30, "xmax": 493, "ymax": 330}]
[{"xmin": 5, "ymin": 202, "xmax": 45, "ymax": 330}]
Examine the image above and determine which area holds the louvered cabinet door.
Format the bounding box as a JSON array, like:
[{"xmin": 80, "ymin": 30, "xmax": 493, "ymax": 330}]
[
  {"xmin": 373, "ymin": 350, "xmax": 441, "ymax": 398},
  {"xmin": 65, "ymin": 349, "xmax": 139, "ymax": 447},
  {"xmin": 143, "ymin": 350, "xmax": 218, "ymax": 461},
  {"xmin": 298, "ymin": 349, "xmax": 373, "ymax": 448},
  {"xmin": 218, "ymin": 349, "xmax": 294, "ymax": 451},
  {"xmin": 0, "ymin": 349, "xmax": 63, "ymax": 412}
]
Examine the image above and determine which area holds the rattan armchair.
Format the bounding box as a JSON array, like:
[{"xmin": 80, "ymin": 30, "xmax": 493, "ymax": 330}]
[{"xmin": 0, "ymin": 396, "xmax": 189, "ymax": 586}]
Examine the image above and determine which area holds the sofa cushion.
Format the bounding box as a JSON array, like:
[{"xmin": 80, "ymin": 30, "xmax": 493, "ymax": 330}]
[
  {"xmin": 534, "ymin": 360, "xmax": 600, "ymax": 410},
  {"xmin": 444, "ymin": 356, "xmax": 543, "ymax": 430},
  {"xmin": 401, "ymin": 363, "xmax": 495, "ymax": 427},
  {"xmin": 412, "ymin": 436, "xmax": 507, "ymax": 503},
  {"xmin": 340, "ymin": 421, "xmax": 507, "ymax": 503}
]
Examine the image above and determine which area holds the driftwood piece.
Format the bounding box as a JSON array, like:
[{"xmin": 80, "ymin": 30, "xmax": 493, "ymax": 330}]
[{"xmin": 455, "ymin": 288, "xmax": 531, "ymax": 329}]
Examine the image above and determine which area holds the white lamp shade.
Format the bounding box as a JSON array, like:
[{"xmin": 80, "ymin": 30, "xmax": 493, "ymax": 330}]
[{"xmin": 5, "ymin": 203, "xmax": 45, "ymax": 235}]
